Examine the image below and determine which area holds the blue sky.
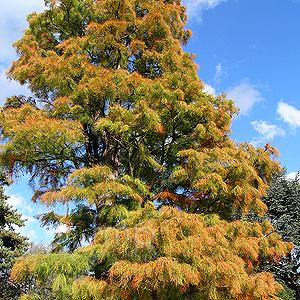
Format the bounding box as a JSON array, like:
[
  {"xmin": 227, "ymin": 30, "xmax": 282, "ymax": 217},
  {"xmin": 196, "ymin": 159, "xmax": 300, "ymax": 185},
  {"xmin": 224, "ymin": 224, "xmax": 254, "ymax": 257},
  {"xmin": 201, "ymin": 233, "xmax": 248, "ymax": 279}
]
[{"xmin": 1, "ymin": 0, "xmax": 300, "ymax": 243}]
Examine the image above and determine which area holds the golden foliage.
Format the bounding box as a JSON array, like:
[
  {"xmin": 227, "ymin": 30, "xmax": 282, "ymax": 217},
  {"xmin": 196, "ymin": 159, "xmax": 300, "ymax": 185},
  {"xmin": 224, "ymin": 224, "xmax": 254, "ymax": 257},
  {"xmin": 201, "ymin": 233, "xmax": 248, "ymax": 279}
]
[{"xmin": 3, "ymin": 0, "xmax": 290, "ymax": 299}]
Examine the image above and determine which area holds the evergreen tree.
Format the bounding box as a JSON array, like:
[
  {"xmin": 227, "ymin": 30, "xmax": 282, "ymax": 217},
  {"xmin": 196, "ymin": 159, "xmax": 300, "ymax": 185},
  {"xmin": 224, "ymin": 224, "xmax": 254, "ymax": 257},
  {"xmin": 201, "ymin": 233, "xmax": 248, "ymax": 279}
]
[
  {"xmin": 0, "ymin": 171, "xmax": 28, "ymax": 299},
  {"xmin": 1, "ymin": 0, "xmax": 293, "ymax": 298},
  {"xmin": 255, "ymin": 171, "xmax": 300, "ymax": 299}
]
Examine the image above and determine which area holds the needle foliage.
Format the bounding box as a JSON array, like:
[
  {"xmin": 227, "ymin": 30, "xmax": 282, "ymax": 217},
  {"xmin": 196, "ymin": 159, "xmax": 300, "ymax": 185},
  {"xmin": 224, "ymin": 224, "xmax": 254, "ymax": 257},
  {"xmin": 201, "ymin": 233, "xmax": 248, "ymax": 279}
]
[
  {"xmin": 0, "ymin": 171, "xmax": 28, "ymax": 300},
  {"xmin": 0, "ymin": 0, "xmax": 292, "ymax": 298},
  {"xmin": 247, "ymin": 171, "xmax": 300, "ymax": 299}
]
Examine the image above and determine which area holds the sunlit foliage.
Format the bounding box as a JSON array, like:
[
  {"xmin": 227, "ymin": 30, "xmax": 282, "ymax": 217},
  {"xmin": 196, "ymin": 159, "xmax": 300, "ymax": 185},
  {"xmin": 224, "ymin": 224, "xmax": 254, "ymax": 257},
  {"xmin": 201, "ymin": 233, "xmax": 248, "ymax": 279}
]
[
  {"xmin": 0, "ymin": 0, "xmax": 291, "ymax": 298},
  {"xmin": 1, "ymin": 0, "xmax": 280, "ymax": 224},
  {"xmin": 12, "ymin": 203, "xmax": 292, "ymax": 299}
]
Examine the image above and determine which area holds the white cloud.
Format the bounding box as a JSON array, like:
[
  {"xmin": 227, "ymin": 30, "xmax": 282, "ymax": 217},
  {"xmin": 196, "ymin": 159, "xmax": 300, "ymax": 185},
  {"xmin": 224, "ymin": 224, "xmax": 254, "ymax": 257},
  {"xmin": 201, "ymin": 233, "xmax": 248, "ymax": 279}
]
[
  {"xmin": 214, "ymin": 63, "xmax": 223, "ymax": 82},
  {"xmin": 55, "ymin": 224, "xmax": 69, "ymax": 234},
  {"xmin": 46, "ymin": 224, "xmax": 69, "ymax": 243},
  {"xmin": 183, "ymin": 0, "xmax": 229, "ymax": 19},
  {"xmin": 22, "ymin": 214, "xmax": 38, "ymax": 225},
  {"xmin": 6, "ymin": 194, "xmax": 24, "ymax": 209},
  {"xmin": 5, "ymin": 192, "xmax": 45, "ymax": 242},
  {"xmin": 184, "ymin": 0, "xmax": 229, "ymax": 10},
  {"xmin": 5, "ymin": 188, "xmax": 70, "ymax": 243},
  {"xmin": 286, "ymin": 172, "xmax": 298, "ymax": 180},
  {"xmin": 25, "ymin": 229, "xmax": 38, "ymax": 241},
  {"xmin": 277, "ymin": 101, "xmax": 300, "ymax": 128},
  {"xmin": 0, "ymin": 66, "xmax": 31, "ymax": 104},
  {"xmin": 226, "ymin": 79, "xmax": 263, "ymax": 115},
  {"xmin": 251, "ymin": 120, "xmax": 285, "ymax": 140},
  {"xmin": 203, "ymin": 83, "xmax": 216, "ymax": 96},
  {"xmin": 6, "ymin": 193, "xmax": 34, "ymax": 215},
  {"xmin": 11, "ymin": 215, "xmax": 39, "ymax": 242},
  {"xmin": 251, "ymin": 120, "xmax": 285, "ymax": 146}
]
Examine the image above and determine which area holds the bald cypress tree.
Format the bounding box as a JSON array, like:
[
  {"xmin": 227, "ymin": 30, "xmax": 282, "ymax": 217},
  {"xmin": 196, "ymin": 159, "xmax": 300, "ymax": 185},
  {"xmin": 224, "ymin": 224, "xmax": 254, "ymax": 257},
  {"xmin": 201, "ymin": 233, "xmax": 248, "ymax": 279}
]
[{"xmin": 1, "ymin": 0, "xmax": 293, "ymax": 298}]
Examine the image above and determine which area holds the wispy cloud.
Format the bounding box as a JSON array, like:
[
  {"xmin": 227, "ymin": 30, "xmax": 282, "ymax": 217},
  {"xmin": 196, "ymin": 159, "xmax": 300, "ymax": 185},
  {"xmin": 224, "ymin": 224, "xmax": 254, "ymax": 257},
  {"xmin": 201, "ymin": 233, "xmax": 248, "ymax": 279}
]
[
  {"xmin": 5, "ymin": 193, "xmax": 38, "ymax": 240},
  {"xmin": 226, "ymin": 79, "xmax": 263, "ymax": 115},
  {"xmin": 213, "ymin": 63, "xmax": 223, "ymax": 82},
  {"xmin": 5, "ymin": 191, "xmax": 55, "ymax": 243},
  {"xmin": 0, "ymin": 0, "xmax": 45, "ymax": 105},
  {"xmin": 277, "ymin": 101, "xmax": 300, "ymax": 129},
  {"xmin": 183, "ymin": 0, "xmax": 229, "ymax": 20}
]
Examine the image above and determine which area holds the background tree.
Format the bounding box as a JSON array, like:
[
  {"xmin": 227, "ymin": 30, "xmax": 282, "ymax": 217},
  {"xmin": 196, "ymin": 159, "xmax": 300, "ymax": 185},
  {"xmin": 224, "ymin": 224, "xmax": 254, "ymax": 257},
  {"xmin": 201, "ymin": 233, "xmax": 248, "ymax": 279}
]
[
  {"xmin": 0, "ymin": 170, "xmax": 28, "ymax": 300},
  {"xmin": 1, "ymin": 0, "xmax": 292, "ymax": 298},
  {"xmin": 248, "ymin": 171, "xmax": 300, "ymax": 299}
]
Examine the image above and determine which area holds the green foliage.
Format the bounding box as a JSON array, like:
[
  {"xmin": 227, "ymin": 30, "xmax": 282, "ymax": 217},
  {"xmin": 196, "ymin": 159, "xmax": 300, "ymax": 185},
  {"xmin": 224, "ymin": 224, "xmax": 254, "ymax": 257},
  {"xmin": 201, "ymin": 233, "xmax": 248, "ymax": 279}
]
[
  {"xmin": 264, "ymin": 172, "xmax": 300, "ymax": 244},
  {"xmin": 0, "ymin": 170, "xmax": 28, "ymax": 300},
  {"xmin": 276, "ymin": 281, "xmax": 296, "ymax": 300},
  {"xmin": 39, "ymin": 204, "xmax": 97, "ymax": 252},
  {"xmin": 19, "ymin": 242, "xmax": 59, "ymax": 300}
]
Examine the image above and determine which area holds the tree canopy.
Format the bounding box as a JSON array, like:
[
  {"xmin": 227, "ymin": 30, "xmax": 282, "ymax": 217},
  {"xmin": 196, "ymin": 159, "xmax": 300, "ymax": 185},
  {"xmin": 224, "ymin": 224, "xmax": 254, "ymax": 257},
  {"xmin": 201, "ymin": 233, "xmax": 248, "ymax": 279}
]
[
  {"xmin": 0, "ymin": 0, "xmax": 292, "ymax": 299},
  {"xmin": 1, "ymin": 0, "xmax": 280, "ymax": 222}
]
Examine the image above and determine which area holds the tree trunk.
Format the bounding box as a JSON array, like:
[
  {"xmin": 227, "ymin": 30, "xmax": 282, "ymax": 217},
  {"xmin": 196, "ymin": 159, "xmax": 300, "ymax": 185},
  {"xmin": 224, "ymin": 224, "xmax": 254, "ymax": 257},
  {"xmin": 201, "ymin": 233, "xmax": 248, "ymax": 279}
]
[
  {"xmin": 83, "ymin": 124, "xmax": 100, "ymax": 167},
  {"xmin": 100, "ymin": 129, "xmax": 120, "ymax": 178},
  {"xmin": 95, "ymin": 201, "xmax": 105, "ymax": 232},
  {"xmin": 152, "ymin": 290, "xmax": 158, "ymax": 300},
  {"xmin": 92, "ymin": 130, "xmax": 120, "ymax": 232}
]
